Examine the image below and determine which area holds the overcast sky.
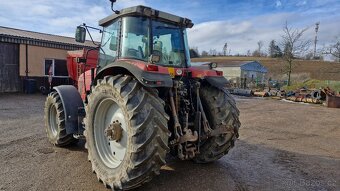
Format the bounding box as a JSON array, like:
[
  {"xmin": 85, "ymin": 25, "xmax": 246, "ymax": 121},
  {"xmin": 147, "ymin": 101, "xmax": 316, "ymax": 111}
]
[{"xmin": 0, "ymin": 0, "xmax": 339, "ymax": 55}]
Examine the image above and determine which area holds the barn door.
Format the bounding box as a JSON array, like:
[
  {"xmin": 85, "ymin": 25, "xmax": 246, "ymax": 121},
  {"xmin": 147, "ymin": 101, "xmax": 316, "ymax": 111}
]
[{"xmin": 0, "ymin": 42, "xmax": 20, "ymax": 92}]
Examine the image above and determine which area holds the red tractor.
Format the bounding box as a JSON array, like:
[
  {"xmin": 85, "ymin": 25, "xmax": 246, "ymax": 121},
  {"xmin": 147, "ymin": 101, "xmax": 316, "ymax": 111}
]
[{"xmin": 44, "ymin": 2, "xmax": 240, "ymax": 190}]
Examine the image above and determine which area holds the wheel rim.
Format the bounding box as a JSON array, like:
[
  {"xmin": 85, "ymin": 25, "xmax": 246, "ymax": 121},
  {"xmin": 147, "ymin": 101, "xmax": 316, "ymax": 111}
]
[
  {"xmin": 94, "ymin": 98, "xmax": 128, "ymax": 168},
  {"xmin": 48, "ymin": 104, "xmax": 58, "ymax": 137}
]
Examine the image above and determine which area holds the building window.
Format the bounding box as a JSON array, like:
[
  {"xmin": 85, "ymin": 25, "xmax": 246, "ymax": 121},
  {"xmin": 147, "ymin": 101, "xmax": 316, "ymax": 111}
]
[
  {"xmin": 44, "ymin": 59, "xmax": 53, "ymax": 76},
  {"xmin": 44, "ymin": 59, "xmax": 68, "ymax": 77}
]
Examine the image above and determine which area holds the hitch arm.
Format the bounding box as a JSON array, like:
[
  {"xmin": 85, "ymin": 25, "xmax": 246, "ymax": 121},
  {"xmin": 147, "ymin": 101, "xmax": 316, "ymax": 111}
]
[
  {"xmin": 169, "ymin": 89, "xmax": 182, "ymax": 141},
  {"xmin": 195, "ymin": 83, "xmax": 213, "ymax": 134}
]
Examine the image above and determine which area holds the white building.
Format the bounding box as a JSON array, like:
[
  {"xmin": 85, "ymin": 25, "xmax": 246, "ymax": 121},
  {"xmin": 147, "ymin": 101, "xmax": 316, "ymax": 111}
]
[{"xmin": 215, "ymin": 61, "xmax": 268, "ymax": 87}]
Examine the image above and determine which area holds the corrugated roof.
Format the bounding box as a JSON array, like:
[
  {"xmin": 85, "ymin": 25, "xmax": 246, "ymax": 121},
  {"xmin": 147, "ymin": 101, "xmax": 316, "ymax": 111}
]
[
  {"xmin": 240, "ymin": 61, "xmax": 268, "ymax": 73},
  {"xmin": 0, "ymin": 26, "xmax": 96, "ymax": 48},
  {"xmin": 214, "ymin": 61, "xmax": 252, "ymax": 67}
]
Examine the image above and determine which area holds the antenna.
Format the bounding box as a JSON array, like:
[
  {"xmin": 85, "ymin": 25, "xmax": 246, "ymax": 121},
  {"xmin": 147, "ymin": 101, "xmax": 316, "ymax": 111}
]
[
  {"xmin": 313, "ymin": 22, "xmax": 320, "ymax": 59},
  {"xmin": 110, "ymin": 0, "xmax": 120, "ymax": 14}
]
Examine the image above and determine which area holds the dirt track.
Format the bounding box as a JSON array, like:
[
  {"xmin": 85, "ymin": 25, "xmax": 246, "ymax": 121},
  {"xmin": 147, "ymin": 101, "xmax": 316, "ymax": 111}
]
[{"xmin": 0, "ymin": 94, "xmax": 339, "ymax": 191}]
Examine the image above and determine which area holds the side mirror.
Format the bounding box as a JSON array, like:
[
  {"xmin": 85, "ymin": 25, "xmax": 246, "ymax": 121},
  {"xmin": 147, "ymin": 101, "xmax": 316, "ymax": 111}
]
[
  {"xmin": 75, "ymin": 26, "xmax": 86, "ymax": 43},
  {"xmin": 109, "ymin": 36, "xmax": 117, "ymax": 51}
]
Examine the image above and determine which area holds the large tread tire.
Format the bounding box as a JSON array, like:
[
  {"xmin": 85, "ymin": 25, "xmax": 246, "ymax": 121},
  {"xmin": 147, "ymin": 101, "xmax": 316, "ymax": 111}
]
[
  {"xmin": 84, "ymin": 75, "xmax": 170, "ymax": 190},
  {"xmin": 44, "ymin": 92, "xmax": 77, "ymax": 146},
  {"xmin": 194, "ymin": 85, "xmax": 240, "ymax": 163}
]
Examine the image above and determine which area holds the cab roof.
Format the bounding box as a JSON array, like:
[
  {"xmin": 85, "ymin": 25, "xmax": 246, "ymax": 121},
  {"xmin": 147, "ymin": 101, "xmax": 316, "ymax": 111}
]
[{"xmin": 99, "ymin": 5, "xmax": 194, "ymax": 28}]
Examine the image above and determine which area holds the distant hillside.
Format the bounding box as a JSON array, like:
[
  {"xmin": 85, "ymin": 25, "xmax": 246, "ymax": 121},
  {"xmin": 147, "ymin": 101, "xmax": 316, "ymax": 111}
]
[{"xmin": 192, "ymin": 56, "xmax": 340, "ymax": 81}]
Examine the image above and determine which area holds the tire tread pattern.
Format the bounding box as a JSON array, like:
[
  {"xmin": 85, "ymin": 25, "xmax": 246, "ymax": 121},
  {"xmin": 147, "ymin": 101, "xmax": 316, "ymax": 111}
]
[
  {"xmin": 44, "ymin": 92, "xmax": 77, "ymax": 146},
  {"xmin": 84, "ymin": 75, "xmax": 169, "ymax": 190},
  {"xmin": 194, "ymin": 85, "xmax": 241, "ymax": 163}
]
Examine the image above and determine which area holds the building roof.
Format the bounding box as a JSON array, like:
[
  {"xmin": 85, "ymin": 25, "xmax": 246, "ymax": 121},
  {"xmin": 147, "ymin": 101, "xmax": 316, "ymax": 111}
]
[
  {"xmin": 215, "ymin": 61, "xmax": 253, "ymax": 67},
  {"xmin": 0, "ymin": 26, "xmax": 97, "ymax": 50},
  {"xmin": 216, "ymin": 61, "xmax": 268, "ymax": 73}
]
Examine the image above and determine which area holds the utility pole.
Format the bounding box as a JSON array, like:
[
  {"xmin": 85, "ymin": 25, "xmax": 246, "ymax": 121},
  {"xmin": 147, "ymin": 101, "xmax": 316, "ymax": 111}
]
[
  {"xmin": 223, "ymin": 43, "xmax": 228, "ymax": 56},
  {"xmin": 313, "ymin": 22, "xmax": 320, "ymax": 59}
]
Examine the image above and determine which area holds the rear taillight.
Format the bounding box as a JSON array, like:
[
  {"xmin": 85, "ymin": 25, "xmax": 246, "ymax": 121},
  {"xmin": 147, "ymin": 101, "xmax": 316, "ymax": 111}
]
[
  {"xmin": 216, "ymin": 71, "xmax": 223, "ymax": 76},
  {"xmin": 146, "ymin": 64, "xmax": 159, "ymax": 72}
]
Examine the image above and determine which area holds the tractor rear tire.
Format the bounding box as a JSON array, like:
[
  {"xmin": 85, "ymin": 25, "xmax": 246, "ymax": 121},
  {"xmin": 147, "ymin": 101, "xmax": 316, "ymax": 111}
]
[
  {"xmin": 84, "ymin": 75, "xmax": 169, "ymax": 190},
  {"xmin": 194, "ymin": 85, "xmax": 240, "ymax": 163},
  {"xmin": 44, "ymin": 91, "xmax": 77, "ymax": 146}
]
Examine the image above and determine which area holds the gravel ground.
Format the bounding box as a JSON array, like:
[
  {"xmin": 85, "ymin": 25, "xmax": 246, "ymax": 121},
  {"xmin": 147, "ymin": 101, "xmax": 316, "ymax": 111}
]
[{"xmin": 0, "ymin": 94, "xmax": 339, "ymax": 191}]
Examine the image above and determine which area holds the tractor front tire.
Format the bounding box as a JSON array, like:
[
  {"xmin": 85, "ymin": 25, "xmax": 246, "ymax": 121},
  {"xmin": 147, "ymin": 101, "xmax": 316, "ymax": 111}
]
[
  {"xmin": 44, "ymin": 92, "xmax": 77, "ymax": 146},
  {"xmin": 194, "ymin": 85, "xmax": 241, "ymax": 163},
  {"xmin": 84, "ymin": 75, "xmax": 169, "ymax": 190}
]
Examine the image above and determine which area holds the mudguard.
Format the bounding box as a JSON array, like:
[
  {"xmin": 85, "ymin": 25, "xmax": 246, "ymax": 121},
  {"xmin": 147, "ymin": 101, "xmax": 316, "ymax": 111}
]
[
  {"xmin": 52, "ymin": 85, "xmax": 84, "ymax": 134},
  {"xmin": 95, "ymin": 61, "xmax": 173, "ymax": 88},
  {"xmin": 205, "ymin": 76, "xmax": 229, "ymax": 89}
]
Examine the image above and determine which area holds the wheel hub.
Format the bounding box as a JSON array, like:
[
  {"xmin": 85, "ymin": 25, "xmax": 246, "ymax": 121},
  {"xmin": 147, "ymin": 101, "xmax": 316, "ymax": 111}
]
[
  {"xmin": 105, "ymin": 120, "xmax": 123, "ymax": 142},
  {"xmin": 93, "ymin": 98, "xmax": 128, "ymax": 168}
]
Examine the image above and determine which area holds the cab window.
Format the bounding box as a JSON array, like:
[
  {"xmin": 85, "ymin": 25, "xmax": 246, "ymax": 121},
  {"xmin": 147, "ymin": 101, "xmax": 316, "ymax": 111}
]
[
  {"xmin": 152, "ymin": 21, "xmax": 186, "ymax": 67},
  {"xmin": 99, "ymin": 19, "xmax": 120, "ymax": 68},
  {"xmin": 121, "ymin": 17, "xmax": 149, "ymax": 61}
]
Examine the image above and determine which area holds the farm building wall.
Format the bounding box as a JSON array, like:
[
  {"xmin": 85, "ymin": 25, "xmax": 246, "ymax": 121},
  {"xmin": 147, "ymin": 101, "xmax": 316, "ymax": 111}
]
[
  {"xmin": 216, "ymin": 66, "xmax": 241, "ymax": 81},
  {"xmin": 241, "ymin": 70, "xmax": 266, "ymax": 84},
  {"xmin": 19, "ymin": 45, "xmax": 68, "ymax": 77},
  {"xmin": 0, "ymin": 26, "xmax": 96, "ymax": 93},
  {"xmin": 214, "ymin": 61, "xmax": 268, "ymax": 88}
]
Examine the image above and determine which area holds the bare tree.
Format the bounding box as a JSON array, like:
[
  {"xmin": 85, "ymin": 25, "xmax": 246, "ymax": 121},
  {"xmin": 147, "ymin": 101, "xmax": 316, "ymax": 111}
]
[
  {"xmin": 269, "ymin": 40, "xmax": 282, "ymax": 58},
  {"xmin": 189, "ymin": 47, "xmax": 200, "ymax": 58},
  {"xmin": 209, "ymin": 49, "xmax": 217, "ymax": 56},
  {"xmin": 252, "ymin": 50, "xmax": 261, "ymax": 57},
  {"xmin": 330, "ymin": 38, "xmax": 340, "ymax": 62},
  {"xmin": 201, "ymin": 50, "xmax": 209, "ymax": 57},
  {"xmin": 280, "ymin": 22, "xmax": 311, "ymax": 86},
  {"xmin": 257, "ymin": 40, "xmax": 264, "ymax": 56},
  {"xmin": 247, "ymin": 50, "xmax": 251, "ymax": 56}
]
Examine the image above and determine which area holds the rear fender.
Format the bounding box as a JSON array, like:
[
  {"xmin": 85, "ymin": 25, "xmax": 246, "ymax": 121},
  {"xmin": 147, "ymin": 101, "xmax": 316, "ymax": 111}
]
[
  {"xmin": 52, "ymin": 85, "xmax": 84, "ymax": 134},
  {"xmin": 204, "ymin": 76, "xmax": 229, "ymax": 90},
  {"xmin": 95, "ymin": 61, "xmax": 173, "ymax": 88}
]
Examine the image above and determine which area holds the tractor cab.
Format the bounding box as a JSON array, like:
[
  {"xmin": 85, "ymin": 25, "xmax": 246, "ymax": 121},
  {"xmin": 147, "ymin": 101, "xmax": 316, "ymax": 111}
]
[{"xmin": 76, "ymin": 6, "xmax": 193, "ymax": 70}]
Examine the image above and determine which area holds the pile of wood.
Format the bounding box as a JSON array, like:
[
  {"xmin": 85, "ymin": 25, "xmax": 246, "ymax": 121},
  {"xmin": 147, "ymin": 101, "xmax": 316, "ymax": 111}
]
[
  {"xmin": 229, "ymin": 87, "xmax": 340, "ymax": 108},
  {"xmin": 284, "ymin": 88, "xmax": 325, "ymax": 104},
  {"xmin": 252, "ymin": 88, "xmax": 285, "ymax": 98}
]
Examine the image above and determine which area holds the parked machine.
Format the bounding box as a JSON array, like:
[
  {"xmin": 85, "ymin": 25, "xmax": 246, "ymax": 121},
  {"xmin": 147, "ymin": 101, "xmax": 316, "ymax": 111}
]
[{"xmin": 44, "ymin": 2, "xmax": 240, "ymax": 190}]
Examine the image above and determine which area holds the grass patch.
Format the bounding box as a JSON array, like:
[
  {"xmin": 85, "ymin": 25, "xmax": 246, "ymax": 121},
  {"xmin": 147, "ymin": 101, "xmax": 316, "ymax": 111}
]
[{"xmin": 282, "ymin": 80, "xmax": 340, "ymax": 92}]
